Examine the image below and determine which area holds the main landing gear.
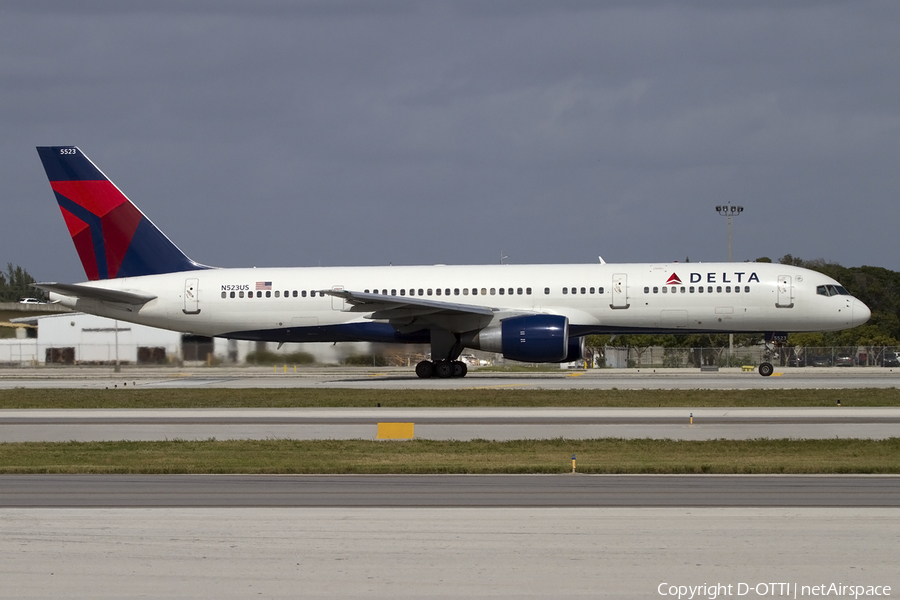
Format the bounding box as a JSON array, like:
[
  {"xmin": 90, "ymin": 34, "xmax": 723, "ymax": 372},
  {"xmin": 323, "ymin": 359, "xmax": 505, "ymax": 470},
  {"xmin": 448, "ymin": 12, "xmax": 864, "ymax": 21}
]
[{"xmin": 415, "ymin": 359, "xmax": 468, "ymax": 379}]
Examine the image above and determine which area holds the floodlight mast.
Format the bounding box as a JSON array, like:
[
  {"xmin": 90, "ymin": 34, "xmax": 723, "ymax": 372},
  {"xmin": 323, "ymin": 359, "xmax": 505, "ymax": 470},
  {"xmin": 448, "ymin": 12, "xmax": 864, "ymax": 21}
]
[
  {"xmin": 715, "ymin": 203, "xmax": 744, "ymax": 364},
  {"xmin": 715, "ymin": 203, "xmax": 743, "ymax": 262}
]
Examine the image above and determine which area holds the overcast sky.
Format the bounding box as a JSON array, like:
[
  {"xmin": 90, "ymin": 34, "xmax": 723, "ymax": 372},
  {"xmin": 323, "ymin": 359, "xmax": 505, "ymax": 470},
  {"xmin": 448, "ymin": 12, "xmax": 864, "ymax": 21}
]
[{"xmin": 2, "ymin": 1, "xmax": 899, "ymax": 283}]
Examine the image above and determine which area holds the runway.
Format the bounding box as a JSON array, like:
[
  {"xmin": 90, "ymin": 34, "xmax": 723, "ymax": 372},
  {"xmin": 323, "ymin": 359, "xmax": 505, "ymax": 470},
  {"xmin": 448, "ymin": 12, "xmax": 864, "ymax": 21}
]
[
  {"xmin": 2, "ymin": 474, "xmax": 899, "ymax": 507},
  {"xmin": 3, "ymin": 506, "xmax": 897, "ymax": 599},
  {"xmin": 3, "ymin": 365, "xmax": 900, "ymax": 389},
  {"xmin": 2, "ymin": 407, "xmax": 898, "ymax": 441},
  {"xmin": 3, "ymin": 369, "xmax": 898, "ymax": 597}
]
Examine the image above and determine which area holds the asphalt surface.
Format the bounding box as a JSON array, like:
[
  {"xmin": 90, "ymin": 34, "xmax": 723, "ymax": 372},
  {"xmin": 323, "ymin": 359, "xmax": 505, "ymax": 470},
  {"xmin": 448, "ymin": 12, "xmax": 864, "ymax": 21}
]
[
  {"xmin": 2, "ymin": 474, "xmax": 898, "ymax": 507},
  {"xmin": 2, "ymin": 407, "xmax": 898, "ymax": 441},
  {"xmin": 3, "ymin": 365, "xmax": 900, "ymax": 389}
]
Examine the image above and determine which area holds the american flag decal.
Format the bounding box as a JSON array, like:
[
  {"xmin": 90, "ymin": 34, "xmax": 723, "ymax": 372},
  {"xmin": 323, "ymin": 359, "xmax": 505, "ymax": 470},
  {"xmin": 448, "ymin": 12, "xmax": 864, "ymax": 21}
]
[{"xmin": 255, "ymin": 281, "xmax": 272, "ymax": 291}]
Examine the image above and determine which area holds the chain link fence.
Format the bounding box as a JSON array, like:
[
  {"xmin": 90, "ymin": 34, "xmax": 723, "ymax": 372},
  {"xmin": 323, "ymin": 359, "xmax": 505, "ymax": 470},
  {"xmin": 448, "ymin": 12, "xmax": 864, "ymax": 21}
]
[{"xmin": 1, "ymin": 341, "xmax": 897, "ymax": 369}]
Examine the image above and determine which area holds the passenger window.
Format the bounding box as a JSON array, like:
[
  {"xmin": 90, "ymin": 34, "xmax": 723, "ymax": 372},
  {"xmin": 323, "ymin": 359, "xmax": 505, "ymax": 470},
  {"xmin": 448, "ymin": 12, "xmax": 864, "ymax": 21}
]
[
  {"xmin": 662, "ymin": 287, "xmax": 667, "ymax": 294},
  {"xmin": 644, "ymin": 287, "xmax": 649, "ymax": 293},
  {"xmin": 744, "ymin": 286, "xmax": 750, "ymax": 293},
  {"xmin": 598, "ymin": 287, "xmax": 604, "ymax": 294},
  {"xmin": 463, "ymin": 289, "xmax": 469, "ymax": 295},
  {"xmin": 681, "ymin": 287, "xmax": 685, "ymax": 293},
  {"xmin": 508, "ymin": 288, "xmax": 513, "ymax": 295},
  {"xmin": 239, "ymin": 291, "xmax": 244, "ymax": 298},
  {"xmin": 400, "ymin": 289, "xmax": 406, "ymax": 296},
  {"xmin": 454, "ymin": 289, "xmax": 459, "ymax": 296},
  {"xmin": 590, "ymin": 287, "xmax": 595, "ymax": 294},
  {"xmin": 391, "ymin": 289, "xmax": 396, "ymax": 296},
  {"xmin": 517, "ymin": 288, "xmax": 523, "ymax": 295},
  {"xmin": 526, "ymin": 288, "xmax": 532, "ymax": 295},
  {"xmin": 418, "ymin": 289, "xmax": 424, "ymax": 296},
  {"xmin": 563, "ymin": 287, "xmax": 568, "ymax": 294},
  {"xmin": 499, "ymin": 288, "xmax": 505, "ymax": 295},
  {"xmin": 715, "ymin": 286, "xmax": 721, "ymax": 293},
  {"xmin": 698, "ymin": 287, "xmax": 703, "ymax": 293},
  {"xmin": 275, "ymin": 291, "xmax": 280, "ymax": 298},
  {"xmin": 544, "ymin": 288, "xmax": 550, "ymax": 295},
  {"xmin": 689, "ymin": 286, "xmax": 694, "ymax": 293},
  {"xmin": 293, "ymin": 291, "xmax": 298, "ymax": 297},
  {"xmin": 427, "ymin": 289, "xmax": 432, "ymax": 296},
  {"xmin": 580, "ymin": 287, "xmax": 586, "ymax": 294},
  {"xmin": 653, "ymin": 287, "xmax": 658, "ymax": 293},
  {"xmin": 725, "ymin": 286, "xmax": 730, "ymax": 293},
  {"xmin": 301, "ymin": 291, "xmax": 307, "ymax": 297},
  {"xmin": 490, "ymin": 288, "xmax": 496, "ymax": 295},
  {"xmin": 481, "ymin": 288, "xmax": 487, "ymax": 295},
  {"xmin": 436, "ymin": 289, "xmax": 441, "ymax": 296}
]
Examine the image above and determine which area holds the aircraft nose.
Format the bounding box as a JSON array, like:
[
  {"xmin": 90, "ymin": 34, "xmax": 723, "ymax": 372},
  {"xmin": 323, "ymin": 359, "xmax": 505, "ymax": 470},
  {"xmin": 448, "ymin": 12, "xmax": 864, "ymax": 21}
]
[{"xmin": 852, "ymin": 299, "xmax": 871, "ymax": 327}]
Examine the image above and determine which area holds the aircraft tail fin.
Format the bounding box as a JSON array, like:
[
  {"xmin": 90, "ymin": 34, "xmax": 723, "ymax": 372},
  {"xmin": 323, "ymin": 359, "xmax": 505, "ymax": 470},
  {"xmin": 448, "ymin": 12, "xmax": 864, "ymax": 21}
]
[{"xmin": 36, "ymin": 146, "xmax": 209, "ymax": 281}]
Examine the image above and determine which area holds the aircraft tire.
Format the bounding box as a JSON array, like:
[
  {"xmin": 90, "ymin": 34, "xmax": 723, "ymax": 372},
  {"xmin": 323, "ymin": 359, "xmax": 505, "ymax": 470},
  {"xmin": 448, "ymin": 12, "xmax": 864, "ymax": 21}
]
[
  {"xmin": 415, "ymin": 360, "xmax": 434, "ymax": 379},
  {"xmin": 434, "ymin": 360, "xmax": 454, "ymax": 378},
  {"xmin": 759, "ymin": 362, "xmax": 774, "ymax": 377},
  {"xmin": 451, "ymin": 361, "xmax": 467, "ymax": 378}
]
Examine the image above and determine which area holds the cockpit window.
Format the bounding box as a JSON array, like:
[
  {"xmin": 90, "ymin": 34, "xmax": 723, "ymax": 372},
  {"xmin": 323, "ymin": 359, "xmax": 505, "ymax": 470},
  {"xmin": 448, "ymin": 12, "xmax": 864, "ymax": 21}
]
[{"xmin": 817, "ymin": 284, "xmax": 852, "ymax": 297}]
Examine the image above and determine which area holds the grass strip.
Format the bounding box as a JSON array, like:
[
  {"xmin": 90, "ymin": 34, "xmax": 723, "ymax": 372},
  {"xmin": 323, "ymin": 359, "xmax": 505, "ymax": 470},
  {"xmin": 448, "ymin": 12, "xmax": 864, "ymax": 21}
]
[
  {"xmin": 1, "ymin": 388, "xmax": 900, "ymax": 408},
  {"xmin": 1, "ymin": 438, "xmax": 898, "ymax": 474}
]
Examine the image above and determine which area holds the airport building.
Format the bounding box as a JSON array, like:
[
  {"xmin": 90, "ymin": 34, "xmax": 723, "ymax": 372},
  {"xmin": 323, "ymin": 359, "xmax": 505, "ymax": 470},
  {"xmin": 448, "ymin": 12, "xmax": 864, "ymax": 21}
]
[{"xmin": 0, "ymin": 312, "xmax": 373, "ymax": 367}]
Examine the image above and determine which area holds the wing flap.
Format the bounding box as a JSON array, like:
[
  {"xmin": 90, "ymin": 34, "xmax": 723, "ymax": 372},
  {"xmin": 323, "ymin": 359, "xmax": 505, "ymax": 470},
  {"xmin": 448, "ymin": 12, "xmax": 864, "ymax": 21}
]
[{"xmin": 321, "ymin": 289, "xmax": 495, "ymax": 317}]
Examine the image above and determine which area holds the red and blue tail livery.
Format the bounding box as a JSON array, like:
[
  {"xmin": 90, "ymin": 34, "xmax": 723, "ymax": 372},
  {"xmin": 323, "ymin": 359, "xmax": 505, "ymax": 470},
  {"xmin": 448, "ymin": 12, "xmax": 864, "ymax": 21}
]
[{"xmin": 36, "ymin": 146, "xmax": 208, "ymax": 281}]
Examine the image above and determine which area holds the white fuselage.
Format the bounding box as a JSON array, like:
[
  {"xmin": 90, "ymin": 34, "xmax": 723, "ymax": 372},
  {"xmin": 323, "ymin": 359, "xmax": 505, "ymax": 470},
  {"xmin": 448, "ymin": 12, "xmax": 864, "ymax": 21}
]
[{"xmin": 48, "ymin": 262, "xmax": 871, "ymax": 346}]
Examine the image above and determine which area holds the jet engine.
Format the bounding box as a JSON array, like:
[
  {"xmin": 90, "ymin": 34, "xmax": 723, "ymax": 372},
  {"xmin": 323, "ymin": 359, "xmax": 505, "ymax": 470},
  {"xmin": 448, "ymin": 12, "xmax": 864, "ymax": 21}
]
[{"xmin": 470, "ymin": 314, "xmax": 570, "ymax": 363}]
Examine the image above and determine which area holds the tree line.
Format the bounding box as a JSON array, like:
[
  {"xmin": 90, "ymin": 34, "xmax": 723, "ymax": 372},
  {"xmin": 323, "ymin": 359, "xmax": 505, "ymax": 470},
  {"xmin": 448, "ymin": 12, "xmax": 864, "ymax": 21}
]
[{"xmin": 0, "ymin": 264, "xmax": 42, "ymax": 303}]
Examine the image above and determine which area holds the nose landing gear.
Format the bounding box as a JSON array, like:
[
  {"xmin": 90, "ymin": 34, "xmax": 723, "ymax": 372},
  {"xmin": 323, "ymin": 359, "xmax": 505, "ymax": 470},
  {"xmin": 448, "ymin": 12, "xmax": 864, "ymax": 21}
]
[{"xmin": 759, "ymin": 332, "xmax": 787, "ymax": 377}]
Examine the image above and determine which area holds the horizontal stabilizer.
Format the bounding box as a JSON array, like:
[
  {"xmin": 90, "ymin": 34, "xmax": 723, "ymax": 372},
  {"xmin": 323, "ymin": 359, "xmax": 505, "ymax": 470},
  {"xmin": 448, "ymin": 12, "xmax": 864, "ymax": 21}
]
[{"xmin": 34, "ymin": 282, "xmax": 157, "ymax": 306}]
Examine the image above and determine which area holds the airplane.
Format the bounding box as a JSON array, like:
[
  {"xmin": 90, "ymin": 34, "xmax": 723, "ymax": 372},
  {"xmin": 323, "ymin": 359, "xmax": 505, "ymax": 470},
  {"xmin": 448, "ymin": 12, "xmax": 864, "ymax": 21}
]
[{"xmin": 34, "ymin": 146, "xmax": 871, "ymax": 378}]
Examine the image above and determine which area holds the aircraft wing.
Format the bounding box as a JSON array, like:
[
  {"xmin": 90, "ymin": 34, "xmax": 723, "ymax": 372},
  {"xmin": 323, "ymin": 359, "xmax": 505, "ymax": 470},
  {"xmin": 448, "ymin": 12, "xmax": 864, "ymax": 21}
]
[
  {"xmin": 34, "ymin": 282, "xmax": 157, "ymax": 306},
  {"xmin": 320, "ymin": 289, "xmax": 495, "ymax": 320}
]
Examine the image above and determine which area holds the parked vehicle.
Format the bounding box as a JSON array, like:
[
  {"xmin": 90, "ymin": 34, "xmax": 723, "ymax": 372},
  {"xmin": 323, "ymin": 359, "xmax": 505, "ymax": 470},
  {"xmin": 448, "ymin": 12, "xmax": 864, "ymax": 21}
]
[
  {"xmin": 809, "ymin": 355, "xmax": 832, "ymax": 367},
  {"xmin": 834, "ymin": 354, "xmax": 855, "ymax": 367},
  {"xmin": 882, "ymin": 352, "xmax": 900, "ymax": 367}
]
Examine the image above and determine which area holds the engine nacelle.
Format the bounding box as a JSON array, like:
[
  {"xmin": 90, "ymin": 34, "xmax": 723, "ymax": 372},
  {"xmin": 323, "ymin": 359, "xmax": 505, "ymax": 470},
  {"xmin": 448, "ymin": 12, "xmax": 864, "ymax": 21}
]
[
  {"xmin": 471, "ymin": 314, "xmax": 569, "ymax": 363},
  {"xmin": 564, "ymin": 336, "xmax": 585, "ymax": 363}
]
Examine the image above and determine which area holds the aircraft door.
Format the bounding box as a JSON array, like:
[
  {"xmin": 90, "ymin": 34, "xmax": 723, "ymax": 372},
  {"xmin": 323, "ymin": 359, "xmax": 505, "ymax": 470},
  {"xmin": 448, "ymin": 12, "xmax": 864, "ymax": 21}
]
[
  {"xmin": 611, "ymin": 273, "xmax": 630, "ymax": 309},
  {"xmin": 331, "ymin": 285, "xmax": 345, "ymax": 311},
  {"xmin": 183, "ymin": 278, "xmax": 200, "ymax": 314},
  {"xmin": 776, "ymin": 275, "xmax": 794, "ymax": 308}
]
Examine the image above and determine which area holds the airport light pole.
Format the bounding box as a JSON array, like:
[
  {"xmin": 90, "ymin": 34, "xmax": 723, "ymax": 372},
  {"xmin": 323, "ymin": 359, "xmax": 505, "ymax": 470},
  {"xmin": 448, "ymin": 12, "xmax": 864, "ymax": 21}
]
[
  {"xmin": 715, "ymin": 203, "xmax": 743, "ymax": 262},
  {"xmin": 716, "ymin": 203, "xmax": 744, "ymax": 364}
]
